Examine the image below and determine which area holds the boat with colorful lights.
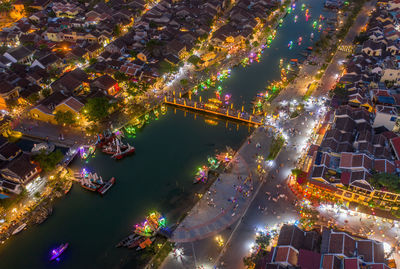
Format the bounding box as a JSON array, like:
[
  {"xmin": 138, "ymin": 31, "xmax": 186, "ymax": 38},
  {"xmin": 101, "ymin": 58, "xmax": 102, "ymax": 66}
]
[
  {"xmin": 101, "ymin": 137, "xmax": 129, "ymax": 155},
  {"xmin": 288, "ymin": 41, "xmax": 293, "ymax": 49},
  {"xmin": 79, "ymin": 168, "xmax": 104, "ymax": 192},
  {"xmin": 193, "ymin": 165, "xmax": 209, "ymax": 184},
  {"xmin": 297, "ymin": 36, "xmax": 303, "ymax": 45},
  {"xmin": 136, "ymin": 237, "xmax": 154, "ymax": 251},
  {"xmin": 134, "ymin": 211, "xmax": 166, "ymax": 237},
  {"xmin": 97, "ymin": 177, "xmax": 116, "ymax": 195},
  {"xmin": 95, "ymin": 132, "xmax": 115, "ymax": 148},
  {"xmin": 50, "ymin": 243, "xmax": 69, "ymax": 261},
  {"xmin": 111, "ymin": 143, "xmax": 135, "ymax": 160},
  {"xmin": 81, "ymin": 181, "xmax": 99, "ymax": 191}
]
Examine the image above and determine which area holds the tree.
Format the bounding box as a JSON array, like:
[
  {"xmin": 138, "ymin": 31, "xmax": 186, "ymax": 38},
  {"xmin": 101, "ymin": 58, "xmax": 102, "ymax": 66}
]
[
  {"xmin": 41, "ymin": 88, "xmax": 51, "ymax": 98},
  {"xmin": 33, "ymin": 150, "xmax": 64, "ymax": 173},
  {"xmin": 55, "ymin": 110, "xmax": 76, "ymax": 125},
  {"xmin": 5, "ymin": 98, "xmax": 18, "ymax": 109},
  {"xmin": 82, "ymin": 97, "xmax": 111, "ymax": 122},
  {"xmin": 243, "ymin": 256, "xmax": 255, "ymax": 268},
  {"xmin": 129, "ymin": 50, "xmax": 137, "ymax": 58},
  {"xmin": 27, "ymin": 93, "xmax": 40, "ymax": 104},
  {"xmin": 89, "ymin": 58, "xmax": 98, "ymax": 65},
  {"xmin": 252, "ymin": 41, "xmax": 259, "ymax": 47},
  {"xmin": 77, "ymin": 57, "xmax": 86, "ymax": 64},
  {"xmin": 39, "ymin": 44, "xmax": 48, "ymax": 50},
  {"xmin": 149, "ymin": 21, "xmax": 158, "ymax": 28},
  {"xmin": 113, "ymin": 25, "xmax": 121, "ymax": 37},
  {"xmin": 158, "ymin": 60, "xmax": 176, "ymax": 75},
  {"xmin": 188, "ymin": 55, "xmax": 201, "ymax": 65},
  {"xmin": 354, "ymin": 33, "xmax": 369, "ymax": 44},
  {"xmin": 0, "ymin": 2, "xmax": 12, "ymax": 12},
  {"xmin": 114, "ymin": 71, "xmax": 129, "ymax": 82},
  {"xmin": 199, "ymin": 33, "xmax": 208, "ymax": 41},
  {"xmin": 180, "ymin": 79, "xmax": 188, "ymax": 86},
  {"xmin": 208, "ymin": 45, "xmax": 214, "ymax": 52},
  {"xmin": 370, "ymin": 173, "xmax": 400, "ymax": 193},
  {"xmin": 331, "ymin": 84, "xmax": 347, "ymax": 98},
  {"xmin": 255, "ymin": 232, "xmax": 271, "ymax": 250}
]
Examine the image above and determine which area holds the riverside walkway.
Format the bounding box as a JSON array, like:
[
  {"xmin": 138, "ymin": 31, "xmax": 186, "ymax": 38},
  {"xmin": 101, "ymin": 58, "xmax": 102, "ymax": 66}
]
[
  {"xmin": 164, "ymin": 96, "xmax": 263, "ymax": 126},
  {"xmin": 170, "ymin": 127, "xmax": 271, "ymax": 243}
]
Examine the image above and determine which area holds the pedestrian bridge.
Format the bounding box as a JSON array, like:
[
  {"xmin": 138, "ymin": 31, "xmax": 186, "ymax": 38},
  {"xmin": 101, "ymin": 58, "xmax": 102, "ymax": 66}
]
[{"xmin": 164, "ymin": 96, "xmax": 264, "ymax": 126}]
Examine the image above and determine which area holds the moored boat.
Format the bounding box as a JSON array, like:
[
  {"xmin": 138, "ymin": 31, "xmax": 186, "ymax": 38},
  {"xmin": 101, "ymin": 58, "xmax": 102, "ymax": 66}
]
[
  {"xmin": 81, "ymin": 182, "xmax": 99, "ymax": 191},
  {"xmin": 116, "ymin": 234, "xmax": 140, "ymax": 248},
  {"xmin": 12, "ymin": 223, "xmax": 26, "ymax": 235},
  {"xmin": 50, "ymin": 243, "xmax": 69, "ymax": 261},
  {"xmin": 111, "ymin": 144, "xmax": 135, "ymax": 160},
  {"xmin": 193, "ymin": 166, "xmax": 209, "ymax": 184},
  {"xmin": 128, "ymin": 237, "xmax": 145, "ymax": 249},
  {"xmin": 97, "ymin": 177, "xmax": 116, "ymax": 195},
  {"xmin": 136, "ymin": 237, "xmax": 154, "ymax": 251},
  {"xmin": 64, "ymin": 181, "xmax": 73, "ymax": 194}
]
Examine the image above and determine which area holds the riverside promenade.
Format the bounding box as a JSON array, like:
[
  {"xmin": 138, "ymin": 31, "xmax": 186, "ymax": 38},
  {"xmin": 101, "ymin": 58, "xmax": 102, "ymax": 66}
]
[
  {"xmin": 171, "ymin": 127, "xmax": 272, "ymax": 243},
  {"xmin": 13, "ymin": 118, "xmax": 95, "ymax": 147}
]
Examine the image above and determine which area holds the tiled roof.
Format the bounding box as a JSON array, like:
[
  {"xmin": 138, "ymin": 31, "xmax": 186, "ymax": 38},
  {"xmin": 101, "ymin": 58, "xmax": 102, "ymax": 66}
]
[
  {"xmin": 390, "ymin": 136, "xmax": 400, "ymax": 160},
  {"xmin": 298, "ymin": 249, "xmax": 321, "ymax": 269},
  {"xmin": 58, "ymin": 96, "xmax": 84, "ymax": 112}
]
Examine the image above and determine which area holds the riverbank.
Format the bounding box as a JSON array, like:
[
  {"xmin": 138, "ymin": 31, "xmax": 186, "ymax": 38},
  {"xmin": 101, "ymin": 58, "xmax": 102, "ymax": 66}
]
[{"xmin": 0, "ymin": 174, "xmax": 72, "ymax": 244}]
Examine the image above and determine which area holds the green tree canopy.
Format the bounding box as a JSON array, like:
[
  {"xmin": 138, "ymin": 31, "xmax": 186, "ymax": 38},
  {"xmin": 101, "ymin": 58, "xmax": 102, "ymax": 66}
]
[
  {"xmin": 255, "ymin": 232, "xmax": 271, "ymax": 250},
  {"xmin": 33, "ymin": 150, "xmax": 64, "ymax": 173},
  {"xmin": 188, "ymin": 55, "xmax": 201, "ymax": 65},
  {"xmin": 41, "ymin": 88, "xmax": 51, "ymax": 98},
  {"xmin": 27, "ymin": 93, "xmax": 40, "ymax": 104},
  {"xmin": 370, "ymin": 173, "xmax": 400, "ymax": 193},
  {"xmin": 89, "ymin": 58, "xmax": 98, "ymax": 65},
  {"xmin": 158, "ymin": 60, "xmax": 177, "ymax": 75},
  {"xmin": 113, "ymin": 25, "xmax": 121, "ymax": 37},
  {"xmin": 55, "ymin": 110, "xmax": 76, "ymax": 125},
  {"xmin": 113, "ymin": 71, "xmax": 129, "ymax": 82},
  {"xmin": 82, "ymin": 97, "xmax": 111, "ymax": 122},
  {"xmin": 331, "ymin": 84, "xmax": 347, "ymax": 98},
  {"xmin": 180, "ymin": 79, "xmax": 188, "ymax": 86}
]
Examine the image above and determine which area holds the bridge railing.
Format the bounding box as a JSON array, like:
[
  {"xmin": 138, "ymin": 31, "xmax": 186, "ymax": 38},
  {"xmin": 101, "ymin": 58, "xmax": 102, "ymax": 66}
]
[{"xmin": 164, "ymin": 96, "xmax": 263, "ymax": 125}]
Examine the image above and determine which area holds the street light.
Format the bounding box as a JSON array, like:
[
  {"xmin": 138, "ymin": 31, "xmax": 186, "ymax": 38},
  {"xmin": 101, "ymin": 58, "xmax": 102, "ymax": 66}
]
[{"xmin": 215, "ymin": 235, "xmax": 224, "ymax": 246}]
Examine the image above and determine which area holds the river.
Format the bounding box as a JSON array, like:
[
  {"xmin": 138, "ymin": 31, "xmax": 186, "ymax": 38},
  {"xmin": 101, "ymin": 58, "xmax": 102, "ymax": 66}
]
[{"xmin": 0, "ymin": 0, "xmax": 333, "ymax": 268}]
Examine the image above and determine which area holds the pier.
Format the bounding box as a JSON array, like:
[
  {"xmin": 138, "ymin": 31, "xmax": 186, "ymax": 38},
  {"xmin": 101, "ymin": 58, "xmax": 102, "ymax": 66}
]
[{"xmin": 164, "ymin": 96, "xmax": 264, "ymax": 126}]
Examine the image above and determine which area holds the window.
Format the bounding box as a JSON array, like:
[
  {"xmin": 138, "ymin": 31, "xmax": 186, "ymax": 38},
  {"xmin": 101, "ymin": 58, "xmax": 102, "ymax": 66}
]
[{"xmin": 390, "ymin": 116, "xmax": 397, "ymax": 122}]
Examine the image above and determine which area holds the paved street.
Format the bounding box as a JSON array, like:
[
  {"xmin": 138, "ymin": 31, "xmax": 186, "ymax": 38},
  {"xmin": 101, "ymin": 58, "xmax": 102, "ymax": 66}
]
[{"xmin": 14, "ymin": 118, "xmax": 95, "ymax": 147}]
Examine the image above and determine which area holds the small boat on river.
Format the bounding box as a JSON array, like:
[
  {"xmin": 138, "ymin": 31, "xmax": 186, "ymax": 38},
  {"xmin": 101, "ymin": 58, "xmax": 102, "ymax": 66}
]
[
  {"xmin": 97, "ymin": 177, "xmax": 116, "ymax": 195},
  {"xmin": 111, "ymin": 143, "xmax": 135, "ymax": 160},
  {"xmin": 12, "ymin": 223, "xmax": 26, "ymax": 235},
  {"xmin": 50, "ymin": 243, "xmax": 69, "ymax": 261}
]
